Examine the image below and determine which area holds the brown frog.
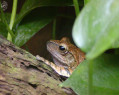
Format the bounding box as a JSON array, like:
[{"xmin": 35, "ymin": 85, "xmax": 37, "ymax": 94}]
[{"xmin": 36, "ymin": 37, "xmax": 85, "ymax": 77}]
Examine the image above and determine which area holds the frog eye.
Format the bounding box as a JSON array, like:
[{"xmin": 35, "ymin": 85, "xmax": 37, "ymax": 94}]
[{"xmin": 59, "ymin": 46, "xmax": 65, "ymax": 51}]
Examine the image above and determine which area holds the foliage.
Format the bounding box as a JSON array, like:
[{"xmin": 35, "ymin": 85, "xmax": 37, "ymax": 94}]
[
  {"xmin": 0, "ymin": 0, "xmax": 83, "ymax": 46},
  {"xmin": 62, "ymin": 0, "xmax": 119, "ymax": 95},
  {"xmin": 72, "ymin": 0, "xmax": 119, "ymax": 60},
  {"xmin": 62, "ymin": 54, "xmax": 119, "ymax": 95},
  {"xmin": 1, "ymin": 0, "xmax": 119, "ymax": 95}
]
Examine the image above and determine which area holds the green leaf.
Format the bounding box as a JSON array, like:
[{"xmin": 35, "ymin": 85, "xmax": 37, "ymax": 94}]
[
  {"xmin": 15, "ymin": 0, "xmax": 83, "ymax": 26},
  {"xmin": 62, "ymin": 54, "xmax": 119, "ymax": 95},
  {"xmin": 84, "ymin": 0, "xmax": 91, "ymax": 5},
  {"xmin": 13, "ymin": 0, "xmax": 83, "ymax": 46},
  {"xmin": 13, "ymin": 7, "xmax": 56, "ymax": 46},
  {"xmin": 0, "ymin": 21, "xmax": 8, "ymax": 37},
  {"xmin": 72, "ymin": 0, "xmax": 119, "ymax": 59},
  {"xmin": 0, "ymin": 13, "xmax": 11, "ymax": 37},
  {"xmin": 111, "ymin": 38, "xmax": 119, "ymax": 48}
]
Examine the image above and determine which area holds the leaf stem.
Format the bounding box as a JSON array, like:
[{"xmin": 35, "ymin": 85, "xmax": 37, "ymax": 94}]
[
  {"xmin": 0, "ymin": 1, "xmax": 15, "ymax": 37},
  {"xmin": 88, "ymin": 60, "xmax": 93, "ymax": 95},
  {"xmin": 73, "ymin": 0, "xmax": 80, "ymax": 16},
  {"xmin": 7, "ymin": 0, "xmax": 17, "ymax": 41},
  {"xmin": 52, "ymin": 19, "xmax": 56, "ymax": 40}
]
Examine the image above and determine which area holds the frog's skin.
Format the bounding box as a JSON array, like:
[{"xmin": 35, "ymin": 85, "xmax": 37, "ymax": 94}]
[{"xmin": 36, "ymin": 37, "xmax": 85, "ymax": 77}]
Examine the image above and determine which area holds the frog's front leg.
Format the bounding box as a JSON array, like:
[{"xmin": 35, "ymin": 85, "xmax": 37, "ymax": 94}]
[{"xmin": 36, "ymin": 55, "xmax": 72, "ymax": 77}]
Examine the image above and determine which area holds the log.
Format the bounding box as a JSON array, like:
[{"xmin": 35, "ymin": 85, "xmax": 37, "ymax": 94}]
[{"xmin": 0, "ymin": 36, "xmax": 75, "ymax": 95}]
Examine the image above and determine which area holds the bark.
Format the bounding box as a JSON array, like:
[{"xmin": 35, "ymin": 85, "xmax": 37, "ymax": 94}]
[{"xmin": 0, "ymin": 36, "xmax": 75, "ymax": 95}]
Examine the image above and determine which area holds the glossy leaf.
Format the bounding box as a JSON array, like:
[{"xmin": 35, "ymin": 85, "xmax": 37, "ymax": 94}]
[
  {"xmin": 72, "ymin": 0, "xmax": 119, "ymax": 59},
  {"xmin": 0, "ymin": 21, "xmax": 8, "ymax": 37},
  {"xmin": 15, "ymin": 0, "xmax": 83, "ymax": 25},
  {"xmin": 62, "ymin": 54, "xmax": 119, "ymax": 95},
  {"xmin": 13, "ymin": 8, "xmax": 56, "ymax": 46},
  {"xmin": 13, "ymin": 0, "xmax": 83, "ymax": 46},
  {"xmin": 0, "ymin": 13, "xmax": 11, "ymax": 37}
]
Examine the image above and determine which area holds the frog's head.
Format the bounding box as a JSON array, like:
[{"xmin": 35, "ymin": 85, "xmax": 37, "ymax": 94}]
[{"xmin": 47, "ymin": 37, "xmax": 85, "ymax": 69}]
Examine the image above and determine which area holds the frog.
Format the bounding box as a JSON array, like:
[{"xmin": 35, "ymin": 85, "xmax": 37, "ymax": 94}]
[{"xmin": 36, "ymin": 37, "xmax": 85, "ymax": 77}]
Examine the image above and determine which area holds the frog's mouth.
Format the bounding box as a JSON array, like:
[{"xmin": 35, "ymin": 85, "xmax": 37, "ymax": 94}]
[{"xmin": 51, "ymin": 55, "xmax": 69, "ymax": 68}]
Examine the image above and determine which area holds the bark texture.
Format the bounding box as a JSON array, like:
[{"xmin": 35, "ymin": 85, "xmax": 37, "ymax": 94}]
[{"xmin": 0, "ymin": 36, "xmax": 75, "ymax": 95}]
